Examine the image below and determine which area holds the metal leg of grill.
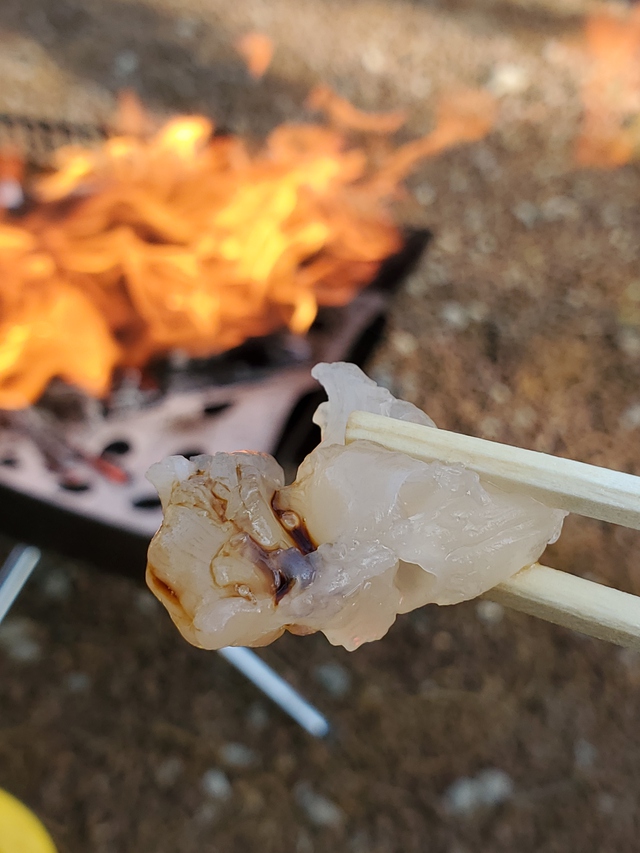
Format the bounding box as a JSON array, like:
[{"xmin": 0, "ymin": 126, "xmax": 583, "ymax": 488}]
[
  {"xmin": 0, "ymin": 545, "xmax": 41, "ymax": 625},
  {"xmin": 218, "ymin": 646, "xmax": 330, "ymax": 738}
]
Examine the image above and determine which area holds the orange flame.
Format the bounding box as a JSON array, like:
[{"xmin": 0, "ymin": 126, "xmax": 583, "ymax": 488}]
[
  {"xmin": 235, "ymin": 32, "xmax": 274, "ymax": 79},
  {"xmin": 307, "ymin": 85, "xmax": 408, "ymax": 134},
  {"xmin": 576, "ymin": 7, "xmax": 640, "ymax": 167},
  {"xmin": 368, "ymin": 89, "xmax": 498, "ymax": 194},
  {"xmin": 0, "ymin": 225, "xmax": 118, "ymax": 408},
  {"xmin": 0, "ymin": 86, "xmax": 495, "ymax": 409}
]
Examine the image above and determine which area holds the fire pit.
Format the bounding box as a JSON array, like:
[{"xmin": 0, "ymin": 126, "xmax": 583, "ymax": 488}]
[{"xmin": 0, "ymin": 85, "xmax": 470, "ymax": 576}]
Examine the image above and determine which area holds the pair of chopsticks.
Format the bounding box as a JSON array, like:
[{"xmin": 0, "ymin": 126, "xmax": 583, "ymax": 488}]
[{"xmin": 346, "ymin": 410, "xmax": 640, "ymax": 650}]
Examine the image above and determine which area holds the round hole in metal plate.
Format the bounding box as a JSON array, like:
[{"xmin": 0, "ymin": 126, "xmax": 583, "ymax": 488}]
[
  {"xmin": 102, "ymin": 440, "xmax": 131, "ymax": 456},
  {"xmin": 60, "ymin": 478, "xmax": 91, "ymax": 492},
  {"xmin": 203, "ymin": 402, "xmax": 232, "ymax": 418},
  {"xmin": 132, "ymin": 495, "xmax": 162, "ymax": 510}
]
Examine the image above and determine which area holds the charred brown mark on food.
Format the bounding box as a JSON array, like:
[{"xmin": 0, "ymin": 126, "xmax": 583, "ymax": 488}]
[
  {"xmin": 271, "ymin": 496, "xmax": 317, "ymax": 555},
  {"xmin": 209, "ymin": 491, "xmax": 229, "ymax": 521},
  {"xmin": 146, "ymin": 565, "xmax": 189, "ymax": 621},
  {"xmin": 242, "ymin": 539, "xmax": 317, "ymax": 603}
]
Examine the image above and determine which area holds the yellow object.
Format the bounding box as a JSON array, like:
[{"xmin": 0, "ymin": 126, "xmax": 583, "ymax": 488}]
[{"xmin": 0, "ymin": 789, "xmax": 57, "ymax": 853}]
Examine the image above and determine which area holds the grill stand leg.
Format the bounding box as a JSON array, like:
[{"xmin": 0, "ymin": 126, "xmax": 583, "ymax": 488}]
[
  {"xmin": 0, "ymin": 545, "xmax": 41, "ymax": 625},
  {"xmin": 218, "ymin": 646, "xmax": 330, "ymax": 738}
]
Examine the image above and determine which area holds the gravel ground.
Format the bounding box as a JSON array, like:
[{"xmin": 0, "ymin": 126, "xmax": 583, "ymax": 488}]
[{"xmin": 2, "ymin": 1, "xmax": 640, "ymax": 851}]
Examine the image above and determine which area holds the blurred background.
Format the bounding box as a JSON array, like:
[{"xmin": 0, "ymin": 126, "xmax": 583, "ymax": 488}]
[{"xmin": 2, "ymin": 0, "xmax": 640, "ymax": 850}]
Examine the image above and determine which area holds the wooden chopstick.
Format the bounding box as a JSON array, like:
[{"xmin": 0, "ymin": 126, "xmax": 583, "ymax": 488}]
[
  {"xmin": 347, "ymin": 410, "xmax": 640, "ymax": 529},
  {"xmin": 345, "ymin": 410, "xmax": 640, "ymax": 649},
  {"xmin": 484, "ymin": 564, "xmax": 640, "ymax": 650}
]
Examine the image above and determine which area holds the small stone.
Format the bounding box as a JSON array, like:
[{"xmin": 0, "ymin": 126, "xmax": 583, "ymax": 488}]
[
  {"xmin": 449, "ymin": 170, "xmax": 469, "ymax": 193},
  {"xmin": 41, "ymin": 568, "xmax": 72, "ymax": 601},
  {"xmin": 566, "ymin": 288, "xmax": 588, "ymax": 309},
  {"xmin": 409, "ymin": 611, "xmax": 430, "ymax": 636},
  {"xmin": 601, "ymin": 202, "xmax": 622, "ymax": 228},
  {"xmin": 246, "ymin": 702, "xmax": 269, "ymax": 731},
  {"xmin": 512, "ymin": 406, "xmax": 537, "ymax": 431},
  {"xmin": 193, "ymin": 802, "xmax": 218, "ymax": 826},
  {"xmin": 574, "ymin": 738, "xmax": 597, "ymax": 770},
  {"xmin": 618, "ymin": 329, "xmax": 640, "ymax": 358},
  {"xmin": 467, "ymin": 301, "xmax": 489, "ymax": 323},
  {"xmin": 439, "ymin": 231, "xmax": 461, "ymax": 255},
  {"xmin": 390, "ymin": 330, "xmax": 418, "ymax": 357},
  {"xmin": 135, "ymin": 590, "xmax": 160, "ymax": 615},
  {"xmin": 597, "ymin": 793, "xmax": 616, "ymax": 815},
  {"xmin": 360, "ymin": 683, "xmax": 383, "ymax": 707},
  {"xmin": 512, "ymin": 201, "xmax": 539, "ymax": 229},
  {"xmin": 406, "ymin": 274, "xmax": 429, "ymax": 297},
  {"xmin": 476, "ymin": 234, "xmax": 496, "ymax": 254},
  {"xmin": 479, "ymin": 416, "xmax": 502, "ymax": 440},
  {"xmin": 410, "ymin": 76, "xmax": 432, "ymax": 98},
  {"xmin": 294, "ymin": 782, "xmax": 344, "ymax": 828},
  {"xmin": 489, "ymin": 383, "xmax": 511, "ymax": 405},
  {"xmin": 201, "ymin": 768, "xmax": 232, "ymax": 801},
  {"xmin": 471, "ymin": 146, "xmax": 501, "ymax": 179},
  {"xmin": 464, "ymin": 206, "xmax": 484, "ymax": 234},
  {"xmin": 425, "ymin": 261, "xmax": 450, "ymax": 287},
  {"xmin": 401, "ymin": 373, "xmax": 420, "ymax": 402},
  {"xmin": 219, "ymin": 742, "xmax": 257, "ymax": 769},
  {"xmin": 540, "ymin": 196, "xmax": 580, "ymax": 223},
  {"xmin": 66, "ymin": 672, "xmax": 91, "ymax": 693},
  {"xmin": 368, "ymin": 362, "xmax": 397, "ymax": 393},
  {"xmin": 432, "ymin": 630, "xmax": 452, "ymax": 652},
  {"xmin": 349, "ymin": 829, "xmax": 370, "ymax": 853},
  {"xmin": 443, "ymin": 778, "xmax": 478, "ymax": 815},
  {"xmin": 156, "ymin": 756, "xmax": 184, "ymax": 789},
  {"xmin": 114, "ymin": 50, "xmax": 139, "ymax": 77},
  {"xmin": 624, "ymin": 280, "xmax": 640, "ymax": 303},
  {"xmin": 609, "ymin": 228, "xmax": 634, "ymax": 255},
  {"xmin": 0, "ymin": 617, "xmax": 41, "ymax": 662},
  {"xmin": 175, "ymin": 16, "xmax": 198, "ymax": 40},
  {"xmin": 620, "ymin": 403, "xmax": 640, "ymax": 430},
  {"xmin": 475, "ymin": 600, "xmax": 504, "ymax": 625},
  {"xmin": 440, "ymin": 302, "xmax": 469, "ymax": 330},
  {"xmin": 414, "ymin": 183, "xmax": 436, "ymax": 206},
  {"xmin": 313, "ymin": 662, "xmax": 352, "ymax": 698},
  {"xmin": 443, "ymin": 768, "xmax": 513, "ymax": 815},
  {"xmin": 361, "ymin": 45, "xmax": 386, "ymax": 75},
  {"xmin": 475, "ymin": 768, "xmax": 514, "ymax": 806},
  {"xmin": 487, "ymin": 63, "xmax": 529, "ymax": 97}
]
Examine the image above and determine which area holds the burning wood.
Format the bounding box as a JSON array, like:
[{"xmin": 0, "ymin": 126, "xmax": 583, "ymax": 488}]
[
  {"xmin": 0, "ymin": 86, "xmax": 495, "ymax": 411},
  {"xmin": 3, "ymin": 406, "xmax": 128, "ymax": 486}
]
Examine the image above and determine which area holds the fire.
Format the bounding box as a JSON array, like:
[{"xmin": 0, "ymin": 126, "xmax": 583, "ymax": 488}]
[
  {"xmin": 576, "ymin": 7, "xmax": 640, "ymax": 167},
  {"xmin": 0, "ymin": 85, "xmax": 496, "ymax": 409},
  {"xmin": 306, "ymin": 85, "xmax": 408, "ymax": 134},
  {"xmin": 235, "ymin": 32, "xmax": 274, "ymax": 80}
]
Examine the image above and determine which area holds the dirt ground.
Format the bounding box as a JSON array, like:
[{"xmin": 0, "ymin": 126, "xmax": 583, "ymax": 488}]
[{"xmin": 2, "ymin": 0, "xmax": 640, "ymax": 851}]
